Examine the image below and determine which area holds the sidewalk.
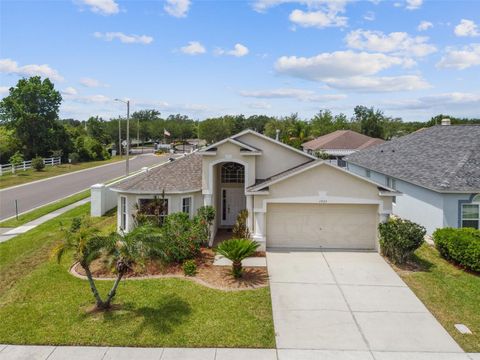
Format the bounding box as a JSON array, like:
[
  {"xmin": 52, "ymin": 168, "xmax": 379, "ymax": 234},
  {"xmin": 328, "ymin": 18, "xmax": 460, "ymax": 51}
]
[
  {"xmin": 0, "ymin": 198, "xmax": 89, "ymax": 244},
  {"xmin": 1, "ymin": 345, "xmax": 479, "ymax": 360}
]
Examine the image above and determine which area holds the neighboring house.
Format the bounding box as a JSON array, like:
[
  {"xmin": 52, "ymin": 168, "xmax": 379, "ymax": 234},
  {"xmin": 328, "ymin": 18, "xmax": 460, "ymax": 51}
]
[
  {"xmin": 302, "ymin": 130, "xmax": 384, "ymax": 167},
  {"xmin": 111, "ymin": 129, "xmax": 397, "ymax": 251},
  {"xmin": 346, "ymin": 124, "xmax": 480, "ymax": 235}
]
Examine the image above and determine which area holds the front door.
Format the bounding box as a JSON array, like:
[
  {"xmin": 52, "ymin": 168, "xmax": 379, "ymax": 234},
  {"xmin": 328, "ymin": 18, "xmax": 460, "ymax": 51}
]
[{"xmin": 221, "ymin": 188, "xmax": 245, "ymax": 226}]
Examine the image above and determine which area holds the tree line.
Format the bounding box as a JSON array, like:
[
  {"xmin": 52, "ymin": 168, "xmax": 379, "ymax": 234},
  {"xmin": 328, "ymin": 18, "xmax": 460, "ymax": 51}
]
[{"xmin": 1, "ymin": 76, "xmax": 479, "ymax": 164}]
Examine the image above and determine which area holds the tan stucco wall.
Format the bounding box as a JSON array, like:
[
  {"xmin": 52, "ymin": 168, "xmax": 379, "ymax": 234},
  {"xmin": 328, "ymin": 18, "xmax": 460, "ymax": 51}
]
[
  {"xmin": 254, "ymin": 164, "xmax": 383, "ymax": 208},
  {"xmin": 235, "ymin": 132, "xmax": 312, "ymax": 180},
  {"xmin": 201, "ymin": 142, "xmax": 256, "ymax": 191}
]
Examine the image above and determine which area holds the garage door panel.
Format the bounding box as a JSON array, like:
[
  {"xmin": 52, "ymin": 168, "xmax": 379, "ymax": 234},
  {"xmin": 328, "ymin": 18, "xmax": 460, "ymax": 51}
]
[{"xmin": 267, "ymin": 204, "xmax": 377, "ymax": 249}]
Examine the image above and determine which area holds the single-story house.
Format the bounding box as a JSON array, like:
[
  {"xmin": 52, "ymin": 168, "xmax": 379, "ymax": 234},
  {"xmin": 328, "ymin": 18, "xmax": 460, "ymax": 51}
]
[
  {"xmin": 110, "ymin": 129, "xmax": 397, "ymax": 251},
  {"xmin": 302, "ymin": 130, "xmax": 384, "ymax": 167},
  {"xmin": 346, "ymin": 124, "xmax": 480, "ymax": 235}
]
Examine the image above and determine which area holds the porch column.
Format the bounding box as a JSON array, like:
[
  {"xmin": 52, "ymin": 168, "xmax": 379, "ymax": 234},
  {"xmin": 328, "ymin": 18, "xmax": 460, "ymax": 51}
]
[
  {"xmin": 204, "ymin": 193, "xmax": 212, "ymax": 206},
  {"xmin": 253, "ymin": 210, "xmax": 266, "ymax": 251},
  {"xmin": 246, "ymin": 195, "xmax": 253, "ymax": 233}
]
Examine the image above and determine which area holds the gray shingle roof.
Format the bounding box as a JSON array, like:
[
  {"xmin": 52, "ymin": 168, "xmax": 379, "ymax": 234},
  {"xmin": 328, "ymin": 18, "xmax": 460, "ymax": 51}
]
[
  {"xmin": 346, "ymin": 125, "xmax": 480, "ymax": 192},
  {"xmin": 111, "ymin": 153, "xmax": 202, "ymax": 193}
]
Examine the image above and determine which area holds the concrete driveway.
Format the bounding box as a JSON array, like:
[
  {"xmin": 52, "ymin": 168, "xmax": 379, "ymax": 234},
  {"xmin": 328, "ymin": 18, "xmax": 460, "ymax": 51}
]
[{"xmin": 267, "ymin": 250, "xmax": 466, "ymax": 359}]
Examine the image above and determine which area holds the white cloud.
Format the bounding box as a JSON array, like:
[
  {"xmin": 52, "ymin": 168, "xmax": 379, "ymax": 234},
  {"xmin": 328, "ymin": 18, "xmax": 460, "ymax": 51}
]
[
  {"xmin": 61, "ymin": 87, "xmax": 78, "ymax": 96},
  {"xmin": 240, "ymin": 88, "xmax": 346, "ymax": 102},
  {"xmin": 454, "ymin": 19, "xmax": 480, "ymax": 37},
  {"xmin": 275, "ymin": 50, "xmax": 414, "ymax": 80},
  {"xmin": 93, "ymin": 32, "xmax": 153, "ymax": 44},
  {"xmin": 385, "ymin": 92, "xmax": 480, "ymax": 110},
  {"xmin": 253, "ymin": 0, "xmax": 350, "ymax": 13},
  {"xmin": 363, "ymin": 11, "xmax": 375, "ymax": 21},
  {"xmin": 417, "ymin": 21, "xmax": 433, "ymax": 31},
  {"xmin": 345, "ymin": 29, "xmax": 437, "ymax": 57},
  {"xmin": 164, "ymin": 0, "xmax": 191, "ymax": 18},
  {"xmin": 78, "ymin": 94, "xmax": 111, "ymax": 103},
  {"xmin": 289, "ymin": 9, "xmax": 347, "ymax": 28},
  {"xmin": 324, "ymin": 75, "xmax": 430, "ymax": 92},
  {"xmin": 180, "ymin": 41, "xmax": 206, "ymax": 55},
  {"xmin": 76, "ymin": 0, "xmax": 119, "ymax": 15},
  {"xmin": 405, "ymin": 0, "xmax": 422, "ymax": 10},
  {"xmin": 215, "ymin": 43, "xmax": 249, "ymax": 57},
  {"xmin": 247, "ymin": 101, "xmax": 272, "ymax": 110},
  {"xmin": 0, "ymin": 58, "xmax": 64, "ymax": 81},
  {"xmin": 79, "ymin": 77, "xmax": 109, "ymax": 88},
  {"xmin": 437, "ymin": 44, "xmax": 480, "ymax": 70}
]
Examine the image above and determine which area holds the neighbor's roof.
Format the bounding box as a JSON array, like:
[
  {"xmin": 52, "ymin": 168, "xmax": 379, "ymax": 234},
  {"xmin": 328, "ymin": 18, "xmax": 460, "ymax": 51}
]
[
  {"xmin": 111, "ymin": 153, "xmax": 202, "ymax": 194},
  {"xmin": 302, "ymin": 130, "xmax": 384, "ymax": 151},
  {"xmin": 346, "ymin": 125, "xmax": 480, "ymax": 193}
]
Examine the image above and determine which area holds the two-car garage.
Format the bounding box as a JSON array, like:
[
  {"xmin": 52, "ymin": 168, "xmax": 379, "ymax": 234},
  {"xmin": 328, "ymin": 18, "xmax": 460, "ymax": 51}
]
[{"xmin": 266, "ymin": 203, "xmax": 379, "ymax": 250}]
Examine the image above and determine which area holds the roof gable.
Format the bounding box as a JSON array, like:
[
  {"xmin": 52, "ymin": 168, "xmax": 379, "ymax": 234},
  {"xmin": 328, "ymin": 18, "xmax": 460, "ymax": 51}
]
[
  {"xmin": 233, "ymin": 129, "xmax": 317, "ymax": 160},
  {"xmin": 248, "ymin": 160, "xmax": 396, "ymax": 194}
]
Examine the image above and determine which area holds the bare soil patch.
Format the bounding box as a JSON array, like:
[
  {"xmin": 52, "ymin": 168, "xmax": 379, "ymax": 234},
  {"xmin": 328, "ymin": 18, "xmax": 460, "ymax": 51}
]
[{"xmin": 73, "ymin": 248, "xmax": 268, "ymax": 291}]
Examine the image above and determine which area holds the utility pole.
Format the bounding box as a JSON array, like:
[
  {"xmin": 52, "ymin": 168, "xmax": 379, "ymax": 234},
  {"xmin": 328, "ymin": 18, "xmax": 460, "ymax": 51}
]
[
  {"xmin": 115, "ymin": 99, "xmax": 130, "ymax": 175},
  {"xmin": 118, "ymin": 117, "xmax": 122, "ymax": 158}
]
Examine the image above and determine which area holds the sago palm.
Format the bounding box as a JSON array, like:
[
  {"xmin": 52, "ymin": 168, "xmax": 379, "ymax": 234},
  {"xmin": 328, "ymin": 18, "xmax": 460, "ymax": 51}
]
[{"xmin": 216, "ymin": 238, "xmax": 259, "ymax": 278}]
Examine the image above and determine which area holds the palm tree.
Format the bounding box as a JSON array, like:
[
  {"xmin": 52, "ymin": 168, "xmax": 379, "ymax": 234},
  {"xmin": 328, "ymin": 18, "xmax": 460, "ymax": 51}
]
[
  {"xmin": 53, "ymin": 217, "xmax": 109, "ymax": 309},
  {"xmin": 53, "ymin": 217, "xmax": 160, "ymax": 310},
  {"xmin": 216, "ymin": 238, "xmax": 259, "ymax": 278}
]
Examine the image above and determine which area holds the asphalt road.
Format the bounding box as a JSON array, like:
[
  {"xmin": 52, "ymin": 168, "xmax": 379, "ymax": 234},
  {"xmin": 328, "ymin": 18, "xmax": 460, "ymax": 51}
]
[{"xmin": 0, "ymin": 154, "xmax": 168, "ymax": 221}]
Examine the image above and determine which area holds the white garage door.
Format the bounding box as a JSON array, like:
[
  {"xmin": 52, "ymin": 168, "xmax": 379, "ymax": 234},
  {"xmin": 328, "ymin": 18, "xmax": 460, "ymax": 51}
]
[{"xmin": 266, "ymin": 203, "xmax": 378, "ymax": 249}]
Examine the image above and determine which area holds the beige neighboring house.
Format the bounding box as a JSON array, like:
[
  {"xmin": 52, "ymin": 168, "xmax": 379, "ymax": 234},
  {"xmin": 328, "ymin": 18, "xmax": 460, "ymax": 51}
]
[
  {"xmin": 110, "ymin": 129, "xmax": 398, "ymax": 251},
  {"xmin": 302, "ymin": 130, "xmax": 385, "ymax": 167}
]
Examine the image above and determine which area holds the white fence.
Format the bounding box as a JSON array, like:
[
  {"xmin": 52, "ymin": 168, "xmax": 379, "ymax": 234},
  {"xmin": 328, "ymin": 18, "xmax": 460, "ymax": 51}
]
[{"xmin": 0, "ymin": 157, "xmax": 62, "ymax": 176}]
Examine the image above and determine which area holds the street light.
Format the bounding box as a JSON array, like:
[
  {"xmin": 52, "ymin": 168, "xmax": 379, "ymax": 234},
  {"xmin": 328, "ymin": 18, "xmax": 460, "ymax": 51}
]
[{"xmin": 114, "ymin": 98, "xmax": 130, "ymax": 176}]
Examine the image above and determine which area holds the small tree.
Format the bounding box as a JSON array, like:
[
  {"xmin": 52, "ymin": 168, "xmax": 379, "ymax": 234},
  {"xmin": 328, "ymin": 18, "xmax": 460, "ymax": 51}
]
[
  {"xmin": 196, "ymin": 205, "xmax": 215, "ymax": 245},
  {"xmin": 314, "ymin": 150, "xmax": 330, "ymax": 160},
  {"xmin": 216, "ymin": 238, "xmax": 259, "ymax": 278},
  {"xmin": 53, "ymin": 217, "xmax": 157, "ymax": 310},
  {"xmin": 9, "ymin": 151, "xmax": 23, "ymax": 173},
  {"xmin": 232, "ymin": 209, "xmax": 251, "ymax": 239},
  {"xmin": 31, "ymin": 156, "xmax": 45, "ymax": 171}
]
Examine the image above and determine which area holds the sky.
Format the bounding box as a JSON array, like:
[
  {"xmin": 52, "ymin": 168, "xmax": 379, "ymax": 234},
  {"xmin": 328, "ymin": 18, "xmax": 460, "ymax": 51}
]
[{"xmin": 0, "ymin": 0, "xmax": 479, "ymax": 122}]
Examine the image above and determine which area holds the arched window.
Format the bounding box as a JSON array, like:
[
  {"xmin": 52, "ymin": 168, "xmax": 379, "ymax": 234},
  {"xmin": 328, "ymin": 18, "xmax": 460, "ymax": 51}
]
[
  {"xmin": 461, "ymin": 194, "xmax": 480, "ymax": 229},
  {"xmin": 221, "ymin": 162, "xmax": 244, "ymax": 184}
]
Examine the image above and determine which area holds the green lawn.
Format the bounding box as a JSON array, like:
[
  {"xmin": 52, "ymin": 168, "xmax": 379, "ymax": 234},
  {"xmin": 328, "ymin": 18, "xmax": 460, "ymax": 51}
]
[
  {"xmin": 0, "ymin": 157, "xmax": 124, "ymax": 189},
  {"xmin": 0, "ymin": 204, "xmax": 275, "ymax": 348},
  {"xmin": 396, "ymin": 245, "xmax": 480, "ymax": 352}
]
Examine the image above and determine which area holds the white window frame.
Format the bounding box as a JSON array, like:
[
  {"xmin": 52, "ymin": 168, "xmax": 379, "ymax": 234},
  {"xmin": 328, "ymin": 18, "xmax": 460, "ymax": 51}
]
[
  {"xmin": 120, "ymin": 196, "xmax": 127, "ymax": 231},
  {"xmin": 181, "ymin": 195, "xmax": 193, "ymax": 218},
  {"xmin": 461, "ymin": 195, "xmax": 480, "ymax": 229}
]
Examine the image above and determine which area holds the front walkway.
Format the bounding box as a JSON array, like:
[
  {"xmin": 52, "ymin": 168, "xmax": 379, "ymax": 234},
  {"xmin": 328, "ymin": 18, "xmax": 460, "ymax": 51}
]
[{"xmin": 267, "ymin": 249, "xmax": 469, "ymax": 359}]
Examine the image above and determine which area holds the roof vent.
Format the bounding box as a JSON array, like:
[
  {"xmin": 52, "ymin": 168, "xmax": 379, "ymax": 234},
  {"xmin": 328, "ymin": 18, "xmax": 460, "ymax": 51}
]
[
  {"xmin": 441, "ymin": 118, "xmax": 451, "ymax": 126},
  {"xmin": 275, "ymin": 129, "xmax": 280, "ymax": 141}
]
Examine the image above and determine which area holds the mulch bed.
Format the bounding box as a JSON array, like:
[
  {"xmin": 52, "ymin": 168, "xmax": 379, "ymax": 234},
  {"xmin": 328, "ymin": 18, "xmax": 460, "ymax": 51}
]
[{"xmin": 73, "ymin": 248, "xmax": 269, "ymax": 290}]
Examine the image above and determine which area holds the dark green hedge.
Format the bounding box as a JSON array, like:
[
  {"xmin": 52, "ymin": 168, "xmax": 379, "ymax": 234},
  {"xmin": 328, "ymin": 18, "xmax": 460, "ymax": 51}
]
[
  {"xmin": 433, "ymin": 227, "xmax": 480, "ymax": 272},
  {"xmin": 378, "ymin": 217, "xmax": 426, "ymax": 264}
]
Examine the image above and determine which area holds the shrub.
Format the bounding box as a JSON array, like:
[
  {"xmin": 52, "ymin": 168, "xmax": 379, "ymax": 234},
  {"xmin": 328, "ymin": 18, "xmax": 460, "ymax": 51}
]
[
  {"xmin": 69, "ymin": 152, "xmax": 80, "ymax": 164},
  {"xmin": 183, "ymin": 259, "xmax": 197, "ymax": 276},
  {"xmin": 232, "ymin": 209, "xmax": 251, "ymax": 239},
  {"xmin": 9, "ymin": 151, "xmax": 24, "ymax": 166},
  {"xmin": 31, "ymin": 156, "xmax": 45, "ymax": 171},
  {"xmin": 156, "ymin": 212, "xmax": 202, "ymax": 263},
  {"xmin": 433, "ymin": 227, "xmax": 480, "ymax": 272},
  {"xmin": 216, "ymin": 238, "xmax": 259, "ymax": 278},
  {"xmin": 195, "ymin": 206, "xmax": 216, "ymax": 245},
  {"xmin": 378, "ymin": 217, "xmax": 426, "ymax": 264}
]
